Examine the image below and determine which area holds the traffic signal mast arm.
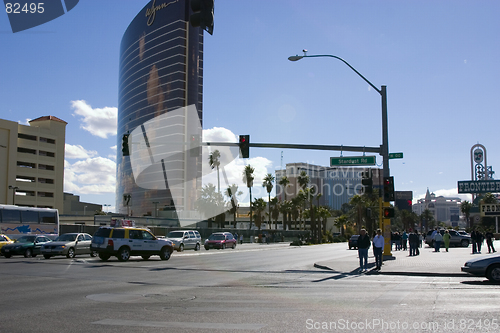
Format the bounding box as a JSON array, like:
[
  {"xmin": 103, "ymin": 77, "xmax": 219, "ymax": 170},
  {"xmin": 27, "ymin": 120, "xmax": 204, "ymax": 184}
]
[{"xmin": 204, "ymin": 141, "xmax": 381, "ymax": 154}]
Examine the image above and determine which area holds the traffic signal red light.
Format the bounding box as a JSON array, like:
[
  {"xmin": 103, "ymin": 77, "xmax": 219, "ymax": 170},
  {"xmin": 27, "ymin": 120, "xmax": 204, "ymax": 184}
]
[
  {"xmin": 383, "ymin": 176, "xmax": 395, "ymax": 201},
  {"xmin": 239, "ymin": 135, "xmax": 249, "ymax": 158}
]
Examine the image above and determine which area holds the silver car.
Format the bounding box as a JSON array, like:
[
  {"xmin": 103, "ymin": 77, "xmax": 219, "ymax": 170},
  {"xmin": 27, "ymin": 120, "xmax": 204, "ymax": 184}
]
[
  {"xmin": 462, "ymin": 254, "xmax": 500, "ymax": 282},
  {"xmin": 41, "ymin": 233, "xmax": 96, "ymax": 259},
  {"xmin": 166, "ymin": 230, "xmax": 201, "ymax": 252}
]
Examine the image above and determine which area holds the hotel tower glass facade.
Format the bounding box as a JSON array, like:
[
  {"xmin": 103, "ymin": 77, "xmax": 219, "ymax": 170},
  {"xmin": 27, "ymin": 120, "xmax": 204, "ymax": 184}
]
[{"xmin": 116, "ymin": 0, "xmax": 203, "ymax": 217}]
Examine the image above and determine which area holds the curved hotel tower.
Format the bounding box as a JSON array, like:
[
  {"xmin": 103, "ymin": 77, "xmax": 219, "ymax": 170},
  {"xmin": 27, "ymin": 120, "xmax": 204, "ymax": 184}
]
[{"xmin": 116, "ymin": 0, "xmax": 203, "ymax": 219}]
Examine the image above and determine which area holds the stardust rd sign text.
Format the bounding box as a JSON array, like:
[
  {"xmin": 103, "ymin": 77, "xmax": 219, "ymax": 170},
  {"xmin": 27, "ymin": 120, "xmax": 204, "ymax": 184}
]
[{"xmin": 457, "ymin": 180, "xmax": 500, "ymax": 194}]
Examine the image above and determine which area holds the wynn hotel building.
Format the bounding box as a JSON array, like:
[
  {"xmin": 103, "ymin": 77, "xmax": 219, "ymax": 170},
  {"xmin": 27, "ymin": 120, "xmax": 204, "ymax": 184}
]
[{"xmin": 116, "ymin": 0, "xmax": 204, "ymax": 218}]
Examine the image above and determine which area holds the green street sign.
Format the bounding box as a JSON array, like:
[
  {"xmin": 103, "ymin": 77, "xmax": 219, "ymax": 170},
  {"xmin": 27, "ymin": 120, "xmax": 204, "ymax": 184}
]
[
  {"xmin": 389, "ymin": 152, "xmax": 403, "ymax": 159},
  {"xmin": 330, "ymin": 156, "xmax": 376, "ymax": 166}
]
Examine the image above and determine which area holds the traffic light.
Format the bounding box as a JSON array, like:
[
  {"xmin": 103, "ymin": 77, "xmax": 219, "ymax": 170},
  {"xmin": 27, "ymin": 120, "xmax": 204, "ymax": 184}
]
[
  {"xmin": 239, "ymin": 135, "xmax": 249, "ymax": 158},
  {"xmin": 383, "ymin": 207, "xmax": 395, "ymax": 218},
  {"xmin": 383, "ymin": 176, "xmax": 395, "ymax": 202},
  {"xmin": 122, "ymin": 134, "xmax": 130, "ymax": 156},
  {"xmin": 190, "ymin": 134, "xmax": 201, "ymax": 157},
  {"xmin": 361, "ymin": 170, "xmax": 373, "ymax": 194},
  {"xmin": 189, "ymin": 0, "xmax": 214, "ymax": 35}
]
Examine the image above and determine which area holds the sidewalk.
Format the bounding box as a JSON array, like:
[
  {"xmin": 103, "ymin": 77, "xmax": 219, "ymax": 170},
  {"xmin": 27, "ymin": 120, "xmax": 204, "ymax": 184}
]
[{"xmin": 315, "ymin": 241, "xmax": 500, "ymax": 277}]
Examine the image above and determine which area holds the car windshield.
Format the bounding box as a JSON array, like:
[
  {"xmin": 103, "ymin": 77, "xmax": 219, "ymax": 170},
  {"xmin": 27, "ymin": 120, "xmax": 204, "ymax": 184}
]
[
  {"xmin": 16, "ymin": 236, "xmax": 36, "ymax": 243},
  {"xmin": 209, "ymin": 234, "xmax": 225, "ymax": 240},
  {"xmin": 167, "ymin": 231, "xmax": 184, "ymax": 238},
  {"xmin": 56, "ymin": 234, "xmax": 77, "ymax": 241}
]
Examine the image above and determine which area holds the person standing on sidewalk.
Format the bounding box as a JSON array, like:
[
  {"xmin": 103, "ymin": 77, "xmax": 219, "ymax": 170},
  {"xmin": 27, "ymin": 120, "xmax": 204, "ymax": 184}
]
[
  {"xmin": 485, "ymin": 230, "xmax": 496, "ymax": 253},
  {"xmin": 408, "ymin": 230, "xmax": 418, "ymax": 256},
  {"xmin": 433, "ymin": 230, "xmax": 443, "ymax": 252},
  {"xmin": 442, "ymin": 229, "xmax": 451, "ymax": 252},
  {"xmin": 373, "ymin": 229, "xmax": 384, "ymax": 270},
  {"xmin": 357, "ymin": 229, "xmax": 371, "ymax": 273}
]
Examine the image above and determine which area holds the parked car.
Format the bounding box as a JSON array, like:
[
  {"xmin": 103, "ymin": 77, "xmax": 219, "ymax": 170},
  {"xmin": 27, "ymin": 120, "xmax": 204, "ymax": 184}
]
[
  {"xmin": 425, "ymin": 229, "xmax": 470, "ymax": 248},
  {"xmin": 0, "ymin": 235, "xmax": 52, "ymax": 258},
  {"xmin": 461, "ymin": 253, "xmax": 500, "ymax": 282},
  {"xmin": 0, "ymin": 234, "xmax": 14, "ymax": 254},
  {"xmin": 348, "ymin": 235, "xmax": 359, "ymax": 250},
  {"xmin": 204, "ymin": 232, "xmax": 237, "ymax": 250},
  {"xmin": 90, "ymin": 227, "xmax": 174, "ymax": 262},
  {"xmin": 41, "ymin": 233, "xmax": 96, "ymax": 259},
  {"xmin": 166, "ymin": 230, "xmax": 201, "ymax": 252}
]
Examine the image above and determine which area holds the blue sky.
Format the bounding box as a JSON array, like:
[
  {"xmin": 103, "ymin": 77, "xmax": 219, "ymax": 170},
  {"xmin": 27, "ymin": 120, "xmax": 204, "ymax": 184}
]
[{"xmin": 2, "ymin": 0, "xmax": 499, "ymax": 212}]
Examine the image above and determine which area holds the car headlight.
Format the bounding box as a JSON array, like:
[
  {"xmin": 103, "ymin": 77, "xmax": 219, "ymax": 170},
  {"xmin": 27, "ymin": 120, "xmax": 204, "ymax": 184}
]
[{"xmin": 57, "ymin": 245, "xmax": 66, "ymax": 249}]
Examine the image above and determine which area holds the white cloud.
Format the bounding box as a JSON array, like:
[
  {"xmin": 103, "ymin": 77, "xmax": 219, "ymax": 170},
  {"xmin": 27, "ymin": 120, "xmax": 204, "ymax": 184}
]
[
  {"xmin": 64, "ymin": 157, "xmax": 116, "ymax": 194},
  {"xmin": 65, "ymin": 144, "xmax": 98, "ymax": 159},
  {"xmin": 203, "ymin": 127, "xmax": 238, "ymax": 143},
  {"xmin": 71, "ymin": 100, "xmax": 117, "ymax": 138}
]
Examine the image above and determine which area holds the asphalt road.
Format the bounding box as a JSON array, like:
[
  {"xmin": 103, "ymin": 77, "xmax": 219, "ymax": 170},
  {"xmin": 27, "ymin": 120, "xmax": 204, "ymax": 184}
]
[{"xmin": 1, "ymin": 242, "xmax": 499, "ymax": 333}]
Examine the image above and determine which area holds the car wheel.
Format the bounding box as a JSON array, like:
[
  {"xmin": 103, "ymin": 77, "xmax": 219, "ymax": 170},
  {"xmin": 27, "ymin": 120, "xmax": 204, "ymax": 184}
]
[
  {"xmin": 117, "ymin": 247, "xmax": 131, "ymax": 262},
  {"xmin": 178, "ymin": 244, "xmax": 184, "ymax": 252},
  {"xmin": 349, "ymin": 245, "xmax": 352, "ymax": 250},
  {"xmin": 4, "ymin": 254, "xmax": 12, "ymax": 258},
  {"xmin": 24, "ymin": 248, "xmax": 32, "ymax": 258},
  {"xmin": 204, "ymin": 246, "xmax": 209, "ymax": 250},
  {"xmin": 486, "ymin": 264, "xmax": 500, "ymax": 283},
  {"xmin": 43, "ymin": 254, "xmax": 51, "ymax": 259},
  {"xmin": 194, "ymin": 243, "xmax": 200, "ymax": 251},
  {"xmin": 232, "ymin": 242, "xmax": 236, "ymax": 249},
  {"xmin": 98, "ymin": 253, "xmax": 110, "ymax": 261},
  {"xmin": 90, "ymin": 251, "xmax": 97, "ymax": 257},
  {"xmin": 461, "ymin": 239, "xmax": 469, "ymax": 247},
  {"xmin": 142, "ymin": 255, "xmax": 150, "ymax": 260},
  {"xmin": 66, "ymin": 247, "xmax": 76, "ymax": 259},
  {"xmin": 159, "ymin": 247, "xmax": 172, "ymax": 260}
]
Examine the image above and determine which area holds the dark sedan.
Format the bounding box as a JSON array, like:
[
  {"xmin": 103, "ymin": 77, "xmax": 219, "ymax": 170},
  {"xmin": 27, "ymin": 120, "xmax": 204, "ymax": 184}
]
[
  {"xmin": 461, "ymin": 253, "xmax": 500, "ymax": 283},
  {"xmin": 1, "ymin": 235, "xmax": 52, "ymax": 258},
  {"xmin": 204, "ymin": 232, "xmax": 237, "ymax": 250},
  {"xmin": 348, "ymin": 235, "xmax": 359, "ymax": 250}
]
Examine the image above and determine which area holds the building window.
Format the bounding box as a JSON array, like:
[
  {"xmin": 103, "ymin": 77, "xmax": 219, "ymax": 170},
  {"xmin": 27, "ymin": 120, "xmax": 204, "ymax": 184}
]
[
  {"xmin": 39, "ymin": 150, "xmax": 55, "ymax": 157},
  {"xmin": 38, "ymin": 192, "xmax": 54, "ymax": 198},
  {"xmin": 38, "ymin": 178, "xmax": 54, "ymax": 184},
  {"xmin": 17, "ymin": 147, "xmax": 37, "ymax": 155},
  {"xmin": 16, "ymin": 175, "xmax": 36, "ymax": 182},
  {"xmin": 17, "ymin": 190, "xmax": 35, "ymax": 197},
  {"xmin": 18, "ymin": 133, "xmax": 37, "ymax": 141},
  {"xmin": 38, "ymin": 164, "xmax": 54, "ymax": 171},
  {"xmin": 17, "ymin": 161, "xmax": 36, "ymax": 169},
  {"xmin": 39, "ymin": 137, "xmax": 55, "ymax": 144}
]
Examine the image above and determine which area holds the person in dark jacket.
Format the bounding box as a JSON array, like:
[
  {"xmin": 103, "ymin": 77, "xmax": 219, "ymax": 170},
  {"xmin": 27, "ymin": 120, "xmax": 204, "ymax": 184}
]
[
  {"xmin": 485, "ymin": 230, "xmax": 496, "ymax": 253},
  {"xmin": 357, "ymin": 229, "xmax": 371, "ymax": 273}
]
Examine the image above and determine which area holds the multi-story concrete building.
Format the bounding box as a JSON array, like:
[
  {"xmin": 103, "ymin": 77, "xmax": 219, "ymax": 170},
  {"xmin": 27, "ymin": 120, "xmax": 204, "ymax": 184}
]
[
  {"xmin": 275, "ymin": 162, "xmax": 382, "ymax": 211},
  {"xmin": 116, "ymin": 0, "xmax": 204, "ymax": 218},
  {"xmin": 0, "ymin": 116, "xmax": 66, "ymax": 210},
  {"xmin": 413, "ymin": 189, "xmax": 461, "ymax": 227}
]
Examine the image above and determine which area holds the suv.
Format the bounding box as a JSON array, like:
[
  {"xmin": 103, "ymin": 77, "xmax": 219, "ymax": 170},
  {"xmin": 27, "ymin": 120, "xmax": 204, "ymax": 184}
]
[
  {"xmin": 166, "ymin": 230, "xmax": 201, "ymax": 252},
  {"xmin": 425, "ymin": 229, "xmax": 471, "ymax": 248},
  {"xmin": 90, "ymin": 227, "xmax": 174, "ymax": 262}
]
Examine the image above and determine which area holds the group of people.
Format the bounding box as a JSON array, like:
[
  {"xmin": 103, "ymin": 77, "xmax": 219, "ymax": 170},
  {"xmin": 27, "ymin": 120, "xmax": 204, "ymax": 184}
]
[
  {"xmin": 357, "ymin": 228, "xmax": 384, "ymax": 272},
  {"xmin": 391, "ymin": 230, "xmax": 423, "ymax": 252},
  {"xmin": 471, "ymin": 229, "xmax": 496, "ymax": 254}
]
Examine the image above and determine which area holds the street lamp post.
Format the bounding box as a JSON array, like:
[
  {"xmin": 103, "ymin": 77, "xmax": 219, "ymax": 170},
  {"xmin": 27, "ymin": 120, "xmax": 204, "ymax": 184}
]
[
  {"xmin": 8, "ymin": 185, "xmax": 19, "ymax": 205},
  {"xmin": 288, "ymin": 51, "xmax": 390, "ymax": 179},
  {"xmin": 152, "ymin": 201, "xmax": 159, "ymax": 218}
]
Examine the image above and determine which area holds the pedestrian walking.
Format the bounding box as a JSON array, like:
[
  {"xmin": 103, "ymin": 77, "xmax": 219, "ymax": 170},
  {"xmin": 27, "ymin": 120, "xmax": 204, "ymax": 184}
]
[
  {"xmin": 409, "ymin": 230, "xmax": 418, "ymax": 256},
  {"xmin": 433, "ymin": 230, "xmax": 443, "ymax": 252},
  {"xmin": 476, "ymin": 230, "xmax": 484, "ymax": 253},
  {"xmin": 442, "ymin": 229, "xmax": 451, "ymax": 252},
  {"xmin": 485, "ymin": 230, "xmax": 496, "ymax": 253},
  {"xmin": 471, "ymin": 230, "xmax": 477, "ymax": 254},
  {"xmin": 402, "ymin": 231, "xmax": 408, "ymax": 251},
  {"xmin": 373, "ymin": 229, "xmax": 384, "ymax": 270},
  {"xmin": 357, "ymin": 229, "xmax": 371, "ymax": 273}
]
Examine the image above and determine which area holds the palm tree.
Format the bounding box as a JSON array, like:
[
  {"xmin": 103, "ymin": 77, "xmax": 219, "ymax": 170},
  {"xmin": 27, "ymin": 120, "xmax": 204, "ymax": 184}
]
[
  {"xmin": 278, "ymin": 176, "xmax": 290, "ymax": 201},
  {"xmin": 262, "ymin": 173, "xmax": 275, "ymax": 229},
  {"xmin": 421, "ymin": 209, "xmax": 435, "ymax": 232},
  {"xmin": 279, "ymin": 200, "xmax": 292, "ymax": 230},
  {"xmin": 252, "ymin": 198, "xmax": 267, "ymax": 231},
  {"xmin": 269, "ymin": 197, "xmax": 280, "ymax": 230},
  {"xmin": 208, "ymin": 150, "xmax": 221, "ymax": 193},
  {"xmin": 461, "ymin": 200, "xmax": 472, "ymax": 229},
  {"xmin": 349, "ymin": 194, "xmax": 367, "ymax": 233},
  {"xmin": 224, "ymin": 184, "xmax": 243, "ymax": 228},
  {"xmin": 195, "ymin": 183, "xmax": 225, "ymax": 228},
  {"xmin": 291, "ymin": 196, "xmax": 302, "ymax": 229},
  {"xmin": 242, "ymin": 164, "xmax": 255, "ymax": 229},
  {"xmin": 297, "ymin": 170, "xmax": 309, "ymax": 192}
]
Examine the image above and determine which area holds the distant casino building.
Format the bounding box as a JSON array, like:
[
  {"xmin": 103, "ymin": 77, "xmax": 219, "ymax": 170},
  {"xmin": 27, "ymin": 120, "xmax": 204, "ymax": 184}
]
[
  {"xmin": 116, "ymin": 0, "xmax": 204, "ymax": 217},
  {"xmin": 413, "ymin": 189, "xmax": 461, "ymax": 226},
  {"xmin": 275, "ymin": 163, "xmax": 382, "ymax": 211}
]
